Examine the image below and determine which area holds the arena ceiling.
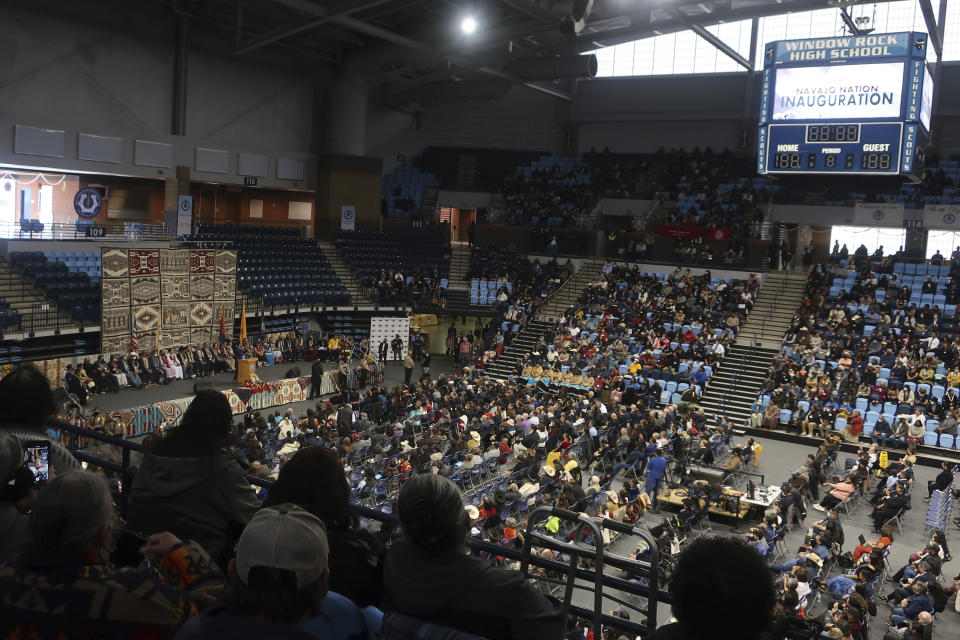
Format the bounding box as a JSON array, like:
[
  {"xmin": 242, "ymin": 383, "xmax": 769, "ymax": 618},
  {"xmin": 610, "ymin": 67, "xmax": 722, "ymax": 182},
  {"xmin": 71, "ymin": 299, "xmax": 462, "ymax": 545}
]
[
  {"xmin": 182, "ymin": 0, "xmax": 913, "ymax": 101},
  {"xmin": 20, "ymin": 0, "xmax": 924, "ymax": 102}
]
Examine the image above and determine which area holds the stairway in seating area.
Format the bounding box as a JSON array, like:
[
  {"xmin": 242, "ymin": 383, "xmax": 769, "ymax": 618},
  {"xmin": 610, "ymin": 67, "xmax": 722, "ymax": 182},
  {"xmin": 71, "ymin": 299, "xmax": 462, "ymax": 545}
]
[
  {"xmin": 316, "ymin": 240, "xmax": 365, "ymax": 305},
  {"xmin": 534, "ymin": 258, "xmax": 605, "ymax": 321},
  {"xmin": 485, "ymin": 319, "xmax": 553, "ymax": 380},
  {"xmin": 735, "ymin": 271, "xmax": 808, "ymax": 349},
  {"xmin": 697, "ymin": 343, "xmax": 780, "ymax": 426},
  {"xmin": 448, "ymin": 243, "xmax": 471, "ymax": 290},
  {"xmin": 643, "ymin": 200, "xmax": 675, "ymax": 232},
  {"xmin": 484, "ymin": 259, "xmax": 604, "ymax": 380},
  {"xmin": 0, "ymin": 258, "xmax": 67, "ymax": 325}
]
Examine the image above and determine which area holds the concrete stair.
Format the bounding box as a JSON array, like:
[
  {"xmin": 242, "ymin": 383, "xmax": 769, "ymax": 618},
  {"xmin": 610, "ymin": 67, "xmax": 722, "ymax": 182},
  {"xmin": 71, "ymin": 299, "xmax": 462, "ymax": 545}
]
[
  {"xmin": 487, "ymin": 193, "xmax": 506, "ymax": 224},
  {"xmin": 485, "ymin": 319, "xmax": 552, "ymax": 380},
  {"xmin": 484, "ymin": 259, "xmax": 605, "ymax": 381},
  {"xmin": 698, "ymin": 343, "xmax": 779, "ymax": 427},
  {"xmin": 735, "ymin": 271, "xmax": 808, "ymax": 349},
  {"xmin": 0, "ymin": 260, "xmax": 68, "ymax": 319},
  {"xmin": 448, "ymin": 243, "xmax": 471, "ymax": 291},
  {"xmin": 316, "ymin": 240, "xmax": 364, "ymax": 305},
  {"xmin": 420, "ymin": 188, "xmax": 439, "ymax": 225},
  {"xmin": 535, "ymin": 259, "xmax": 606, "ymax": 321},
  {"xmin": 644, "ymin": 200, "xmax": 675, "ymax": 231}
]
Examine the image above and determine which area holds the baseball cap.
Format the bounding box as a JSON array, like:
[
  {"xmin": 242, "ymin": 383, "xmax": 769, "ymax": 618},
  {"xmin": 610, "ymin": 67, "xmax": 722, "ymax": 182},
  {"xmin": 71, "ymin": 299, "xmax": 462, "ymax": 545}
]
[{"xmin": 236, "ymin": 504, "xmax": 329, "ymax": 589}]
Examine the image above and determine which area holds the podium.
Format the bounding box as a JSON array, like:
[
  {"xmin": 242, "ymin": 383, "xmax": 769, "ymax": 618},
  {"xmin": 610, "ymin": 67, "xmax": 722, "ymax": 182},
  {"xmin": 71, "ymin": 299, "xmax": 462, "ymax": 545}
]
[{"xmin": 237, "ymin": 358, "xmax": 257, "ymax": 385}]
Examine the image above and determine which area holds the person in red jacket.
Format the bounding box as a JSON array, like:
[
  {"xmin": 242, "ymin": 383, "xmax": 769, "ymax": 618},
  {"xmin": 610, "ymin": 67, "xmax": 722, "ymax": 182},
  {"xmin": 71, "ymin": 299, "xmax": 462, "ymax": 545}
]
[{"xmin": 841, "ymin": 410, "xmax": 864, "ymax": 443}]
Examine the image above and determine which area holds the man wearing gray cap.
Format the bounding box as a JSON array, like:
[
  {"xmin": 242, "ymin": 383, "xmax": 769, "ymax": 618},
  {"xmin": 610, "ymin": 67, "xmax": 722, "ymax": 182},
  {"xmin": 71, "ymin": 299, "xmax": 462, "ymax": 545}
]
[{"xmin": 175, "ymin": 503, "xmax": 329, "ymax": 639}]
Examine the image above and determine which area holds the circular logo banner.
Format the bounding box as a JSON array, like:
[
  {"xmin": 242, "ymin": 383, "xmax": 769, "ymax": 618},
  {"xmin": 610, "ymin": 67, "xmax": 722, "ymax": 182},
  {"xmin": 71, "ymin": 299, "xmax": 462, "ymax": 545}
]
[{"xmin": 74, "ymin": 187, "xmax": 104, "ymax": 219}]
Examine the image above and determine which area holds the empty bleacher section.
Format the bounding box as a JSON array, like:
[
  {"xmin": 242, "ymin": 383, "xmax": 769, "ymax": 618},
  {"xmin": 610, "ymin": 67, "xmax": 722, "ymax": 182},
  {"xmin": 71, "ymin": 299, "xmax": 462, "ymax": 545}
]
[
  {"xmin": 9, "ymin": 251, "xmax": 100, "ymax": 322},
  {"xmin": 41, "ymin": 250, "xmax": 101, "ymax": 282},
  {"xmin": 191, "ymin": 224, "xmax": 349, "ymax": 307},
  {"xmin": 334, "ymin": 230, "xmax": 449, "ymax": 307},
  {"xmin": 753, "ymin": 253, "xmax": 960, "ymax": 453},
  {"xmin": 380, "ymin": 164, "xmax": 439, "ymax": 219}
]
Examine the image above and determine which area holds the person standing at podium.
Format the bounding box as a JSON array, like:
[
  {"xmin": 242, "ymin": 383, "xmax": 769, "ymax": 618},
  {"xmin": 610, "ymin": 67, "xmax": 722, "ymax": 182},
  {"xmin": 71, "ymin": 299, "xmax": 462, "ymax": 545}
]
[{"xmin": 232, "ymin": 341, "xmax": 245, "ymax": 381}]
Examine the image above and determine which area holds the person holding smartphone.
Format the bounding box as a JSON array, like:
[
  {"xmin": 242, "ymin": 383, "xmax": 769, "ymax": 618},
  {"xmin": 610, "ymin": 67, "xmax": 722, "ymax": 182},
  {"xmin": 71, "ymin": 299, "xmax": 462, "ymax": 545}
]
[{"xmin": 0, "ymin": 432, "xmax": 32, "ymax": 563}]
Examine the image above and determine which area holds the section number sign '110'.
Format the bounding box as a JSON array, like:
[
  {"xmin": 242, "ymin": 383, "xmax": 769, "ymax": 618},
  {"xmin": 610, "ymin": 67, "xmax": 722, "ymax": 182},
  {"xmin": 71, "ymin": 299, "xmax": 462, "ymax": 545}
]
[{"xmin": 757, "ymin": 32, "xmax": 930, "ymax": 179}]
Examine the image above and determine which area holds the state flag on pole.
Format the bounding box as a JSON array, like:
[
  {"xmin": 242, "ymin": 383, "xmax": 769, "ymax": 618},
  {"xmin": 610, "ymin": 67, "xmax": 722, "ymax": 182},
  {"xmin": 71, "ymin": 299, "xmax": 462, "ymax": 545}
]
[{"xmin": 239, "ymin": 302, "xmax": 247, "ymax": 341}]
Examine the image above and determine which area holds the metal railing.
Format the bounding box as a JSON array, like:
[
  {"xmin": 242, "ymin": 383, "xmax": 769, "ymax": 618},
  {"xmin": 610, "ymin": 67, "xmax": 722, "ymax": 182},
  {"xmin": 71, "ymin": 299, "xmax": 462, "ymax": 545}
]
[
  {"xmin": 193, "ymin": 218, "xmax": 308, "ymax": 236},
  {"xmin": 0, "ymin": 264, "xmax": 88, "ymax": 335},
  {"xmin": 0, "ymin": 220, "xmax": 170, "ymax": 241},
  {"xmin": 716, "ymin": 272, "xmax": 798, "ymax": 422},
  {"xmin": 53, "ymin": 420, "xmax": 665, "ymax": 639}
]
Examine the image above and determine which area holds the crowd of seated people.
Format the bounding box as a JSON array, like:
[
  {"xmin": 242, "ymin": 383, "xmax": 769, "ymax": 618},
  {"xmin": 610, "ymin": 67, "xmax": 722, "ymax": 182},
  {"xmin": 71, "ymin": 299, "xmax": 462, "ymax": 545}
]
[
  {"xmin": 500, "ymin": 159, "xmax": 595, "ymax": 228},
  {"xmin": 467, "ymin": 245, "xmax": 569, "ymax": 306},
  {"xmin": 362, "ymin": 267, "xmax": 448, "ymax": 308},
  {"xmin": 667, "ymin": 237, "xmax": 749, "ymax": 267},
  {"xmin": 59, "ymin": 333, "xmax": 320, "ymax": 405},
  {"xmin": 516, "ymin": 265, "xmax": 755, "ymax": 401},
  {"xmin": 777, "ymin": 154, "xmax": 960, "ymax": 209},
  {"xmin": 3, "ymin": 286, "xmax": 959, "ymax": 640},
  {"xmin": 663, "ymin": 152, "xmax": 769, "ymax": 239},
  {"xmin": 760, "ymin": 428, "xmax": 960, "ymax": 636},
  {"xmin": 0, "ymin": 353, "xmax": 764, "ymax": 639},
  {"xmin": 753, "ymin": 249, "xmax": 960, "ymax": 452}
]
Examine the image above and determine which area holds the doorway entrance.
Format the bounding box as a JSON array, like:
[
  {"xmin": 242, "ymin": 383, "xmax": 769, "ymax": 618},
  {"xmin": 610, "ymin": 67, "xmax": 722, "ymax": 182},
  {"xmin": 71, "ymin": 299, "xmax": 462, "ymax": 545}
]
[{"xmin": 445, "ymin": 207, "xmax": 475, "ymax": 243}]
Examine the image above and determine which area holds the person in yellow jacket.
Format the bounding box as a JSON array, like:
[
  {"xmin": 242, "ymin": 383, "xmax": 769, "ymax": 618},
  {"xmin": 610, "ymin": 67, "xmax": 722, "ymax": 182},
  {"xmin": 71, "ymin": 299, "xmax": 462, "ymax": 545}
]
[
  {"xmin": 531, "ymin": 364, "xmax": 544, "ymax": 379},
  {"xmin": 327, "ymin": 335, "xmax": 339, "ymax": 363}
]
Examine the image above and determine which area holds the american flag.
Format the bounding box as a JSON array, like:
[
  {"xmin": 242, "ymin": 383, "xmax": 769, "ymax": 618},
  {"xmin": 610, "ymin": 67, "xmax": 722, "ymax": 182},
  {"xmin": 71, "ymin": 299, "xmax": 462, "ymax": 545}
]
[{"xmin": 130, "ymin": 324, "xmax": 139, "ymax": 353}]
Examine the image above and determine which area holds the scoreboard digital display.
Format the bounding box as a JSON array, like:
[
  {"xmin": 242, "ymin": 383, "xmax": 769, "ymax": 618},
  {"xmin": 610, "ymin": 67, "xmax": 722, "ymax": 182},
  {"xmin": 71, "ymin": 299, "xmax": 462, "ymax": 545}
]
[{"xmin": 758, "ymin": 32, "xmax": 930, "ymax": 179}]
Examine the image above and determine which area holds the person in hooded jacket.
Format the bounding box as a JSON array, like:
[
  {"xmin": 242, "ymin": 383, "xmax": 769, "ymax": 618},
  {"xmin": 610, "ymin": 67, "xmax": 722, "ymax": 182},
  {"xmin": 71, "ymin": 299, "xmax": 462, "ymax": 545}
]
[
  {"xmin": 127, "ymin": 391, "xmax": 259, "ymax": 567},
  {"xmin": 382, "ymin": 474, "xmax": 563, "ymax": 640}
]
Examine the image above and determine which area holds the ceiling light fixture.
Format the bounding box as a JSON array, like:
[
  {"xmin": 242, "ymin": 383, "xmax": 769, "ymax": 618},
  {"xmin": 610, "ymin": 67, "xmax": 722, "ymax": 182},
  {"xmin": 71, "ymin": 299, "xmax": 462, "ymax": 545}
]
[{"xmin": 461, "ymin": 15, "xmax": 477, "ymax": 35}]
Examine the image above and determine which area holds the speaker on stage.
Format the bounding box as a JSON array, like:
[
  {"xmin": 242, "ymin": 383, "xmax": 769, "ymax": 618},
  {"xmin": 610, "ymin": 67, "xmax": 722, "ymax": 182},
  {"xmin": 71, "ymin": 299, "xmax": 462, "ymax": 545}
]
[
  {"xmin": 194, "ymin": 379, "xmax": 217, "ymax": 395},
  {"xmin": 285, "ymin": 366, "xmax": 301, "ymax": 378}
]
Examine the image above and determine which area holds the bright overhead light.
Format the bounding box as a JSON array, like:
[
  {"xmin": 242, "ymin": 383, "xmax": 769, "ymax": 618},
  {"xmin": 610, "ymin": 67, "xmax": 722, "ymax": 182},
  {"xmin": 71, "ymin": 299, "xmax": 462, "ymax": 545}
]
[{"xmin": 461, "ymin": 15, "xmax": 477, "ymax": 35}]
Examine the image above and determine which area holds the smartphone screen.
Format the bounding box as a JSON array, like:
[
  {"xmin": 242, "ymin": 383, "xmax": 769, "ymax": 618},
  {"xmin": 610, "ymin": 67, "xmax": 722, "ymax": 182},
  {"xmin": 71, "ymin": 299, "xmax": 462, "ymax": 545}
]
[{"xmin": 24, "ymin": 444, "xmax": 50, "ymax": 484}]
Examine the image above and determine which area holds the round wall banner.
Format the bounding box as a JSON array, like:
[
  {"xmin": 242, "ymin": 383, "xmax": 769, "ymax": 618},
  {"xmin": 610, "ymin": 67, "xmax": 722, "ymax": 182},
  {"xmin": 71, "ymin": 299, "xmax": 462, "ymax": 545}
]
[{"xmin": 74, "ymin": 187, "xmax": 104, "ymax": 219}]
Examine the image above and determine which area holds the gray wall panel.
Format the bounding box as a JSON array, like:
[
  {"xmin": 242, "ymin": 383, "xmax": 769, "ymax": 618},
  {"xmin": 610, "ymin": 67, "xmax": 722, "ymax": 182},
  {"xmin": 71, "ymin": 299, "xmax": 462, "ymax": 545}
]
[
  {"xmin": 78, "ymin": 133, "xmax": 123, "ymax": 164},
  {"xmin": 14, "ymin": 125, "xmax": 65, "ymax": 157}
]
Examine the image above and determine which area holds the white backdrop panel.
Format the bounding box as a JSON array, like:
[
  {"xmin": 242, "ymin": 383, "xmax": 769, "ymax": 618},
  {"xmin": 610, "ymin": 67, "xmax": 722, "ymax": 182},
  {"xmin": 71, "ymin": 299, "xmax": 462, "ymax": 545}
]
[{"xmin": 370, "ymin": 316, "xmax": 410, "ymax": 360}]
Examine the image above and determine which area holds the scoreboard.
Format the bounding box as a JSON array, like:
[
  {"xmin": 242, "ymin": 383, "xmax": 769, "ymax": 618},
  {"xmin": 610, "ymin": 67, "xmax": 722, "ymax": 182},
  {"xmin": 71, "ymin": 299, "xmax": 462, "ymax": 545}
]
[{"xmin": 757, "ymin": 32, "xmax": 931, "ymax": 179}]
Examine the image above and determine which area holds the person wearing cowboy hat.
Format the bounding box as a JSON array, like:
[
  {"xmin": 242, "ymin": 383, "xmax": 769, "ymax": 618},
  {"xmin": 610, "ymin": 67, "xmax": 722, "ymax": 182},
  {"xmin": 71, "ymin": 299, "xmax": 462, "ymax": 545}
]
[{"xmin": 467, "ymin": 430, "xmax": 481, "ymax": 451}]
